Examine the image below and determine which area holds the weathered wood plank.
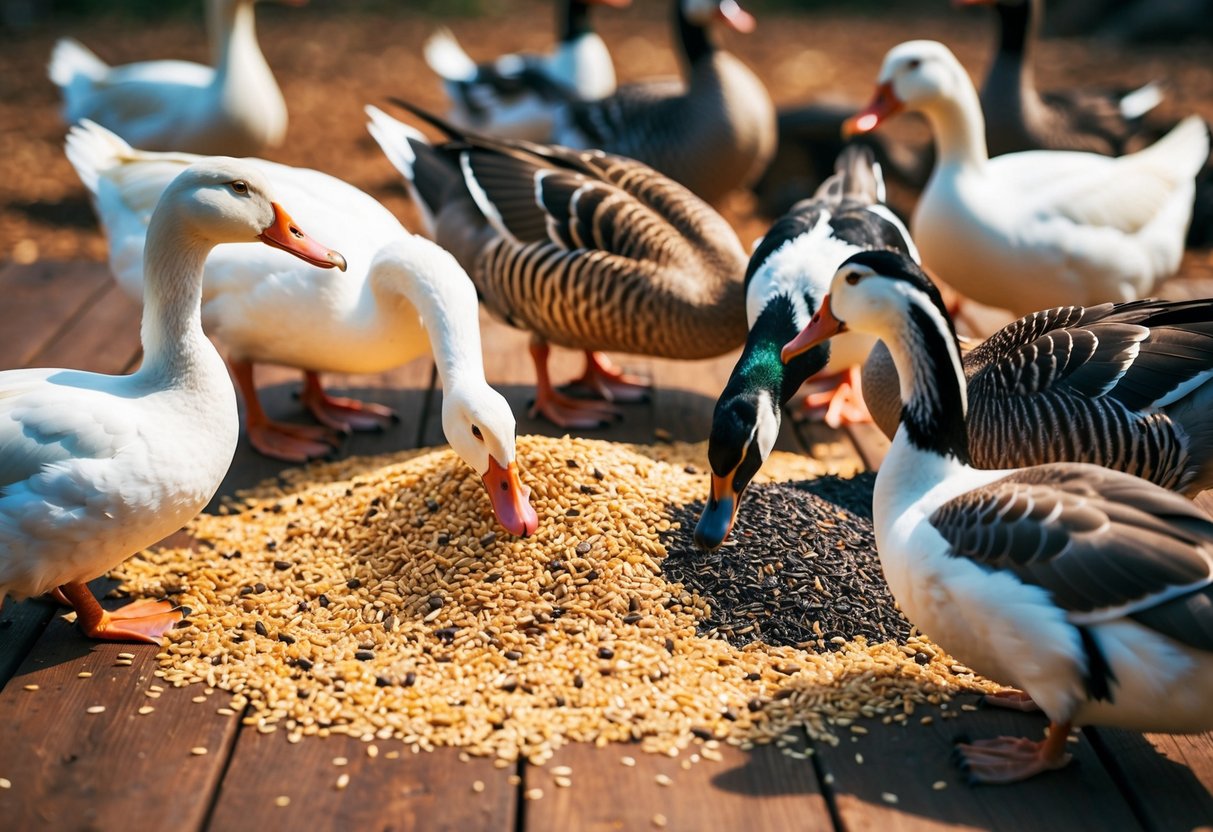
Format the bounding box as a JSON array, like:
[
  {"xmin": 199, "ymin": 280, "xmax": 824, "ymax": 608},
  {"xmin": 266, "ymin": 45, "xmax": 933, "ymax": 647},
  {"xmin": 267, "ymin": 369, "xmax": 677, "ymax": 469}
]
[
  {"xmin": 812, "ymin": 694, "xmax": 1143, "ymax": 832},
  {"xmin": 207, "ymin": 735, "xmax": 517, "ymax": 831},
  {"xmin": 26, "ymin": 279, "xmax": 143, "ymax": 373},
  {"xmin": 524, "ymin": 739, "xmax": 831, "ymax": 831},
  {"xmin": 0, "ymin": 585, "xmax": 241, "ymax": 830},
  {"xmin": 1086, "ymin": 728, "xmax": 1213, "ymax": 832},
  {"xmin": 0, "ymin": 600, "xmax": 57, "ymax": 691},
  {"xmin": 0, "ymin": 261, "xmax": 112, "ymax": 368}
]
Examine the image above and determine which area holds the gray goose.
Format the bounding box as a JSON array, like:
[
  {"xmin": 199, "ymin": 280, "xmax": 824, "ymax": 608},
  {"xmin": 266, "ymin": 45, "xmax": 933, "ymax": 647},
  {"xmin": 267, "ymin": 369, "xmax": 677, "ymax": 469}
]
[
  {"xmin": 366, "ymin": 102, "xmax": 748, "ymax": 428},
  {"xmin": 959, "ymin": 0, "xmax": 1164, "ymax": 158},
  {"xmin": 861, "ymin": 289, "xmax": 1213, "ymax": 496},
  {"xmin": 551, "ymin": 0, "xmax": 776, "ymax": 205},
  {"xmin": 782, "ymin": 249, "xmax": 1213, "ymax": 784}
]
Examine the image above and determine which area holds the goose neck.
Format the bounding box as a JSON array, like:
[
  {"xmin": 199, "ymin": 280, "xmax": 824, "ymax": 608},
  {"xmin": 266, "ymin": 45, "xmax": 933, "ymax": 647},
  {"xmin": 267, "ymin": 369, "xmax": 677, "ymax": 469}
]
[
  {"xmin": 744, "ymin": 296, "xmax": 821, "ymax": 405},
  {"xmin": 371, "ymin": 242, "xmax": 486, "ymax": 391},
  {"xmin": 211, "ymin": 0, "xmax": 264, "ymax": 81},
  {"xmin": 920, "ymin": 84, "xmax": 990, "ymax": 170},
  {"xmin": 137, "ymin": 205, "xmax": 217, "ymax": 383},
  {"xmin": 881, "ymin": 300, "xmax": 971, "ymax": 464},
  {"xmin": 995, "ymin": 0, "xmax": 1035, "ymax": 57},
  {"xmin": 560, "ymin": 0, "xmax": 593, "ymax": 41},
  {"xmin": 675, "ymin": 1, "xmax": 716, "ymax": 72}
]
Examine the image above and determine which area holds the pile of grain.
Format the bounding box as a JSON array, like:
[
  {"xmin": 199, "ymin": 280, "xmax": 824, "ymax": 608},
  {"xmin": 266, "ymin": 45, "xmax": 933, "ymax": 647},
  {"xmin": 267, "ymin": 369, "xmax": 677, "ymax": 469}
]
[
  {"xmin": 663, "ymin": 475, "xmax": 912, "ymax": 650},
  {"xmin": 115, "ymin": 436, "xmax": 998, "ymax": 762}
]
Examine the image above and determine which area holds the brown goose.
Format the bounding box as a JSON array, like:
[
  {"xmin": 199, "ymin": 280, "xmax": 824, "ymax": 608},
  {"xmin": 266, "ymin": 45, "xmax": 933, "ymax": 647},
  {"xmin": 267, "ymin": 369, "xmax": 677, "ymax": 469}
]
[
  {"xmin": 551, "ymin": 0, "xmax": 776, "ymax": 205},
  {"xmin": 366, "ymin": 103, "xmax": 748, "ymax": 428},
  {"xmin": 861, "ymin": 266, "xmax": 1213, "ymax": 496},
  {"xmin": 959, "ymin": 0, "xmax": 1164, "ymax": 158},
  {"xmin": 782, "ymin": 249, "xmax": 1213, "ymax": 784}
]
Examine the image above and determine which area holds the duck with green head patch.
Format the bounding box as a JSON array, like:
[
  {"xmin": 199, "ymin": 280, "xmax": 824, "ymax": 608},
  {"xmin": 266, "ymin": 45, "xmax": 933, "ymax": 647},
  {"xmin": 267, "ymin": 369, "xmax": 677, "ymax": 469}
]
[{"xmin": 695, "ymin": 146, "xmax": 917, "ymax": 550}]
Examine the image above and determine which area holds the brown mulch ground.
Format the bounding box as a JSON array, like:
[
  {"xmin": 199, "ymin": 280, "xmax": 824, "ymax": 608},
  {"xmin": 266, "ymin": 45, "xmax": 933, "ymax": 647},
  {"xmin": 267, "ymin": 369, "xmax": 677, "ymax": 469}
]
[{"xmin": 2, "ymin": 1, "xmax": 1212, "ymax": 275}]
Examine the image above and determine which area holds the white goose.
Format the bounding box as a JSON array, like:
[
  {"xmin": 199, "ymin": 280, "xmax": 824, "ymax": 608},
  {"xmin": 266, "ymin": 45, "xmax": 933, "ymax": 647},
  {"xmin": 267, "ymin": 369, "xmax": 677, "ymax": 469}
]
[
  {"xmin": 844, "ymin": 40, "xmax": 1207, "ymax": 316},
  {"xmin": 0, "ymin": 159, "xmax": 342, "ymax": 643},
  {"xmin": 49, "ymin": 0, "xmax": 295, "ymax": 156},
  {"xmin": 67, "ymin": 121, "xmax": 538, "ymax": 537},
  {"xmin": 424, "ymin": 0, "xmax": 628, "ymax": 142},
  {"xmin": 782, "ymin": 249, "xmax": 1213, "ymax": 784}
]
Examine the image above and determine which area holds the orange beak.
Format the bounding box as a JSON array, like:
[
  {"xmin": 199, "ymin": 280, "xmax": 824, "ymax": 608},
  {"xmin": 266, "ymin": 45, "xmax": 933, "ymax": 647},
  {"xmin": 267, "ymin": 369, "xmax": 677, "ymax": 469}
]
[
  {"xmin": 782, "ymin": 296, "xmax": 846, "ymax": 363},
  {"xmin": 258, "ymin": 202, "xmax": 347, "ymax": 271},
  {"xmin": 693, "ymin": 470, "xmax": 740, "ymax": 550},
  {"xmin": 716, "ymin": 0, "xmax": 756, "ymax": 33},
  {"xmin": 842, "ymin": 82, "xmax": 903, "ymax": 138},
  {"xmin": 482, "ymin": 457, "xmax": 539, "ymax": 538}
]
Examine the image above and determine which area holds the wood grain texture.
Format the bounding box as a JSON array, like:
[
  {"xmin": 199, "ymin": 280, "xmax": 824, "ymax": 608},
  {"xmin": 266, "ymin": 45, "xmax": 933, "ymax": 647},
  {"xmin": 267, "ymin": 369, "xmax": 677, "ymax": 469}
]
[
  {"xmin": 0, "ymin": 589, "xmax": 240, "ymax": 830},
  {"xmin": 1086, "ymin": 728, "xmax": 1213, "ymax": 832},
  {"xmin": 524, "ymin": 738, "xmax": 831, "ymax": 832},
  {"xmin": 0, "ymin": 261, "xmax": 112, "ymax": 368},
  {"xmin": 207, "ymin": 734, "xmax": 517, "ymax": 832},
  {"xmin": 813, "ymin": 693, "xmax": 1143, "ymax": 832},
  {"xmin": 25, "ymin": 279, "xmax": 142, "ymax": 373}
]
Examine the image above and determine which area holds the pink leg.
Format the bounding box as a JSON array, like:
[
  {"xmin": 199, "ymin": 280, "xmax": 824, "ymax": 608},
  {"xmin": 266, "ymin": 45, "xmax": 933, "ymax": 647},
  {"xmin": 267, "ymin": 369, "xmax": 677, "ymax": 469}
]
[
  {"xmin": 528, "ymin": 340, "xmax": 621, "ymax": 429},
  {"xmin": 563, "ymin": 351, "xmax": 651, "ymax": 403},
  {"xmin": 983, "ymin": 689, "xmax": 1041, "ymax": 713},
  {"xmin": 230, "ymin": 359, "xmax": 343, "ymax": 462},
  {"xmin": 800, "ymin": 365, "xmax": 871, "ymax": 428},
  {"xmin": 300, "ymin": 371, "xmax": 398, "ymax": 432},
  {"xmin": 954, "ymin": 721, "xmax": 1074, "ymax": 785}
]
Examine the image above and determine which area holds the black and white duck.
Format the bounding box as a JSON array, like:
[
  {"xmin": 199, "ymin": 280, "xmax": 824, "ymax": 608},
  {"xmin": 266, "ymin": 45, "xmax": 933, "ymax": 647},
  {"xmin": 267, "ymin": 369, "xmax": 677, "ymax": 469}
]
[
  {"xmin": 783, "ymin": 249, "xmax": 1213, "ymax": 784},
  {"xmin": 695, "ymin": 146, "xmax": 918, "ymax": 550},
  {"xmin": 423, "ymin": 0, "xmax": 629, "ymax": 142}
]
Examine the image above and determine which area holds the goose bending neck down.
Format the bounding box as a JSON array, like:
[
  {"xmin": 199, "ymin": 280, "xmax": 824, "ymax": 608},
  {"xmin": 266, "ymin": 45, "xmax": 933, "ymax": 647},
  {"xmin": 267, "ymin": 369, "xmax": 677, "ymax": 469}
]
[
  {"xmin": 782, "ymin": 249, "xmax": 1213, "ymax": 784},
  {"xmin": 0, "ymin": 159, "xmax": 343, "ymax": 643}
]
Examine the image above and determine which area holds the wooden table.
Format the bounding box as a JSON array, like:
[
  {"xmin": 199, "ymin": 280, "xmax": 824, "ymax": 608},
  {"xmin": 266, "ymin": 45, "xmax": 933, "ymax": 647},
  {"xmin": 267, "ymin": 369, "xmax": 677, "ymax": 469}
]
[{"xmin": 1, "ymin": 261, "xmax": 1211, "ymax": 832}]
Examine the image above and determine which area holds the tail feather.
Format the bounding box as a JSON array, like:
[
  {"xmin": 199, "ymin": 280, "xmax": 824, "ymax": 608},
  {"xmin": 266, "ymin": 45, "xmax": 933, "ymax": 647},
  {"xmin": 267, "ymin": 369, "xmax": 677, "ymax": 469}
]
[
  {"xmin": 815, "ymin": 145, "xmax": 885, "ymax": 207},
  {"xmin": 1135, "ymin": 115, "xmax": 1211, "ymax": 180},
  {"xmin": 64, "ymin": 119, "xmax": 135, "ymax": 195},
  {"xmin": 1118, "ymin": 80, "xmax": 1165, "ymax": 122},
  {"xmin": 365, "ymin": 104, "xmax": 461, "ymax": 236},
  {"xmin": 48, "ymin": 37, "xmax": 108, "ymax": 87},
  {"xmin": 423, "ymin": 27, "xmax": 479, "ymax": 84}
]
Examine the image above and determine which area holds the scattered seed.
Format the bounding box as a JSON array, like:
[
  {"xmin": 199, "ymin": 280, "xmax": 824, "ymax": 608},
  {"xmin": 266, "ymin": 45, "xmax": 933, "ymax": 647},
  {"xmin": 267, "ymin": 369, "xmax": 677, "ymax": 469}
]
[
  {"xmin": 190, "ymin": 747, "xmax": 208, "ymax": 756},
  {"xmin": 86, "ymin": 705, "xmax": 105, "ymax": 714},
  {"xmin": 366, "ymin": 744, "xmax": 379, "ymax": 758},
  {"xmin": 77, "ymin": 672, "xmax": 92, "ymax": 679},
  {"xmin": 117, "ymin": 652, "xmax": 135, "ymax": 660},
  {"xmin": 335, "ymin": 773, "xmax": 350, "ymax": 790},
  {"xmin": 23, "ymin": 684, "xmax": 38, "ymax": 691},
  {"xmin": 0, "ymin": 778, "xmax": 10, "ymax": 789},
  {"xmin": 654, "ymin": 774, "xmax": 673, "ymax": 787},
  {"xmin": 274, "ymin": 796, "xmax": 290, "ymax": 807},
  {"xmin": 525, "ymin": 788, "xmax": 543, "ymax": 801},
  {"xmin": 333, "ymin": 757, "xmax": 348, "ymax": 766},
  {"xmin": 621, "ymin": 756, "xmax": 636, "ymax": 767},
  {"xmin": 138, "ymin": 706, "xmax": 155, "ymax": 715},
  {"xmin": 652, "ymin": 814, "xmax": 668, "ymax": 828},
  {"xmin": 472, "ymin": 780, "xmax": 485, "ymax": 793},
  {"xmin": 881, "ymin": 792, "xmax": 899, "ymax": 804},
  {"xmin": 932, "ymin": 781, "xmax": 948, "ymax": 791}
]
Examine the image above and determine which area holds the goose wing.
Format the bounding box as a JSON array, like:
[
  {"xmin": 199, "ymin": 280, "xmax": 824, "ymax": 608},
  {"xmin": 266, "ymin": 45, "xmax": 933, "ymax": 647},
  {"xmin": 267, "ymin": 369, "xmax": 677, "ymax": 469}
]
[{"xmin": 929, "ymin": 464, "xmax": 1213, "ymax": 647}]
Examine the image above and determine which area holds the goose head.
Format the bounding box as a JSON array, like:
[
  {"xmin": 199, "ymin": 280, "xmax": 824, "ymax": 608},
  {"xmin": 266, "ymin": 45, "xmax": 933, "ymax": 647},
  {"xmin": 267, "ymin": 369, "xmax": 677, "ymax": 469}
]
[
  {"xmin": 682, "ymin": 0, "xmax": 756, "ymax": 33},
  {"xmin": 696, "ymin": 386, "xmax": 780, "ymax": 550},
  {"xmin": 443, "ymin": 386, "xmax": 540, "ymax": 538},
  {"xmin": 158, "ymin": 158, "xmax": 346, "ymax": 270},
  {"xmin": 782, "ymin": 249, "xmax": 955, "ymax": 367},
  {"xmin": 843, "ymin": 41, "xmax": 969, "ymax": 136}
]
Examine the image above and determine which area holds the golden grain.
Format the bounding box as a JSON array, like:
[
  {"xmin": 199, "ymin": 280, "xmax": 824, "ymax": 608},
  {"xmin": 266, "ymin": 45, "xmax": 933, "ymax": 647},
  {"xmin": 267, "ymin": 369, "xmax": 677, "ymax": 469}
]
[
  {"xmin": 113, "ymin": 437, "xmax": 997, "ymax": 762},
  {"xmin": 86, "ymin": 705, "xmax": 105, "ymax": 714}
]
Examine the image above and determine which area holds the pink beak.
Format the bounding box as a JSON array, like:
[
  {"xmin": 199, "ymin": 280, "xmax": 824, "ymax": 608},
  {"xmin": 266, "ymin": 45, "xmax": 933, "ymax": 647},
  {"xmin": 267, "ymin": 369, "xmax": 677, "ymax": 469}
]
[{"xmin": 482, "ymin": 457, "xmax": 539, "ymax": 538}]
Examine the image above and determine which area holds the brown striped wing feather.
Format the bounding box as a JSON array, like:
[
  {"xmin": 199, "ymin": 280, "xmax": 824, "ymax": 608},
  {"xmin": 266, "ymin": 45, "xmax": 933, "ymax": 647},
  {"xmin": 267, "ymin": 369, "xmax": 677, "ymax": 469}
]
[{"xmin": 929, "ymin": 464, "xmax": 1213, "ymax": 649}]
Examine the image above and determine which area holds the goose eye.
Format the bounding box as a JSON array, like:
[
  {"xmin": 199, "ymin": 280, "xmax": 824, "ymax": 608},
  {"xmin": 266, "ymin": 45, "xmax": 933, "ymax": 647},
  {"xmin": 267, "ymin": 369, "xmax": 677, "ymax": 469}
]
[
  {"xmin": 906, "ymin": 58, "xmax": 921, "ymax": 71},
  {"xmin": 230, "ymin": 180, "xmax": 249, "ymax": 195},
  {"xmin": 472, "ymin": 425, "xmax": 484, "ymax": 441},
  {"xmin": 845, "ymin": 272, "xmax": 862, "ymax": 286}
]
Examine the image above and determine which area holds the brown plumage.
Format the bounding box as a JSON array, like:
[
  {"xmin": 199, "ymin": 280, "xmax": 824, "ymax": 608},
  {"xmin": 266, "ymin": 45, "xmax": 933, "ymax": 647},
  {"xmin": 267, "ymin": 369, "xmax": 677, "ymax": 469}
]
[{"xmin": 366, "ymin": 102, "xmax": 748, "ymax": 426}]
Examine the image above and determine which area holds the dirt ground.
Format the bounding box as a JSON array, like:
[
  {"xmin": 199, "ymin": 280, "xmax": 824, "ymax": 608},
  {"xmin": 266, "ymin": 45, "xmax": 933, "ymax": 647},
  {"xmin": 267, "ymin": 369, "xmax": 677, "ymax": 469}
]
[{"xmin": 2, "ymin": 1, "xmax": 1212, "ymax": 274}]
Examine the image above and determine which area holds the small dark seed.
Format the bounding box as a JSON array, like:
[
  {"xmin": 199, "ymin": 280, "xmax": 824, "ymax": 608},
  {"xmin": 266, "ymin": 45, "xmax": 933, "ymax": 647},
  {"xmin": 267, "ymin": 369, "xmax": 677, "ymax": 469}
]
[
  {"xmin": 915, "ymin": 652, "xmax": 931, "ymax": 665},
  {"xmin": 485, "ymin": 572, "xmax": 502, "ymax": 583},
  {"xmin": 239, "ymin": 586, "xmax": 253, "ymax": 596},
  {"xmin": 628, "ymin": 597, "xmax": 640, "ymax": 613},
  {"xmin": 427, "ymin": 595, "xmax": 444, "ymax": 611},
  {"xmin": 665, "ymin": 638, "xmax": 676, "ymax": 654},
  {"xmin": 585, "ymin": 570, "xmax": 599, "ymax": 582},
  {"xmin": 437, "ymin": 533, "xmax": 450, "ymax": 546},
  {"xmin": 597, "ymin": 646, "xmax": 614, "ymax": 660},
  {"xmin": 273, "ymin": 560, "xmax": 292, "ymax": 571},
  {"xmin": 722, "ymin": 708, "xmax": 739, "ymax": 721},
  {"xmin": 403, "ymin": 672, "xmax": 416, "ymax": 687},
  {"xmin": 298, "ymin": 689, "xmax": 309, "ymax": 699},
  {"xmin": 684, "ymin": 464, "xmax": 698, "ymax": 474},
  {"xmin": 575, "ymin": 541, "xmax": 592, "ymax": 555},
  {"xmin": 691, "ymin": 727, "xmax": 714, "ymax": 740},
  {"xmin": 436, "ymin": 654, "xmax": 452, "ymax": 663},
  {"xmin": 500, "ymin": 677, "xmax": 518, "ymax": 693},
  {"xmin": 747, "ymin": 698, "xmax": 766, "ymax": 712},
  {"xmin": 254, "ymin": 621, "xmax": 268, "ymax": 637},
  {"xmin": 592, "ymin": 468, "xmax": 604, "ymax": 480},
  {"xmin": 565, "ymin": 459, "xmax": 579, "ymax": 468},
  {"xmin": 297, "ymin": 658, "xmax": 314, "ymax": 672},
  {"xmin": 426, "ymin": 499, "xmax": 440, "ymax": 512},
  {"xmin": 278, "ymin": 633, "xmax": 295, "ymax": 645},
  {"xmin": 318, "ymin": 594, "xmax": 330, "ymax": 608},
  {"xmin": 210, "ymin": 655, "xmax": 222, "ymax": 666},
  {"xmin": 479, "ymin": 532, "xmax": 497, "ymax": 547},
  {"xmin": 375, "ymin": 676, "xmax": 392, "ymax": 688},
  {"xmin": 298, "ymin": 600, "xmax": 309, "ymax": 612},
  {"xmin": 573, "ymin": 673, "xmax": 584, "ymax": 688},
  {"xmin": 355, "ymin": 650, "xmax": 374, "ymax": 661},
  {"xmin": 579, "ymin": 484, "xmax": 596, "ymax": 495},
  {"xmin": 623, "ymin": 613, "xmax": 641, "ymax": 624},
  {"xmin": 565, "ymin": 508, "xmax": 580, "ymax": 517},
  {"xmin": 744, "ymin": 672, "xmax": 762, "ymax": 682},
  {"xmin": 346, "ymin": 578, "xmax": 362, "ymax": 589},
  {"xmin": 504, "ymin": 650, "xmax": 522, "ymax": 661},
  {"xmin": 266, "ymin": 540, "xmax": 278, "ymax": 551},
  {"xmin": 253, "ymin": 582, "xmax": 266, "ymax": 594}
]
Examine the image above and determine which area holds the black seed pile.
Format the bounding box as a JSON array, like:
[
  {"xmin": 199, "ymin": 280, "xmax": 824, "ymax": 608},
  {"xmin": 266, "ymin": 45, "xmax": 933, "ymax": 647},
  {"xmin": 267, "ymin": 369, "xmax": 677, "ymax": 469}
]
[{"xmin": 661, "ymin": 474, "xmax": 912, "ymax": 650}]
